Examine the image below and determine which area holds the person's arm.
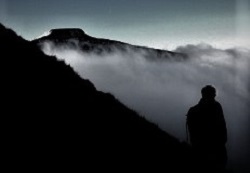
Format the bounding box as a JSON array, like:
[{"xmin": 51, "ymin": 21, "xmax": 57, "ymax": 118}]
[
  {"xmin": 218, "ymin": 103, "xmax": 227, "ymax": 144},
  {"xmin": 186, "ymin": 107, "xmax": 198, "ymax": 145}
]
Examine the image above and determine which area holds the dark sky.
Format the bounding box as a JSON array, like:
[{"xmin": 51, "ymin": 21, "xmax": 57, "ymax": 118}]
[{"xmin": 0, "ymin": 0, "xmax": 249, "ymax": 49}]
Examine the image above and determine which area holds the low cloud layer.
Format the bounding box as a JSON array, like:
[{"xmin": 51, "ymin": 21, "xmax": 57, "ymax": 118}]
[{"xmin": 41, "ymin": 41, "xmax": 250, "ymax": 171}]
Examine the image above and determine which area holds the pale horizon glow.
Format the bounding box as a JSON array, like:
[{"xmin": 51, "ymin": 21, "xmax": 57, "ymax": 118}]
[{"xmin": 0, "ymin": 0, "xmax": 249, "ymax": 51}]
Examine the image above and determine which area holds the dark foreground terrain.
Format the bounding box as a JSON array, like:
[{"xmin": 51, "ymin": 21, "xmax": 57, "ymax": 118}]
[{"xmin": 1, "ymin": 23, "xmax": 203, "ymax": 172}]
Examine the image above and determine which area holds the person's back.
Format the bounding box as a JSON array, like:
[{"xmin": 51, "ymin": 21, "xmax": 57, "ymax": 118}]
[{"xmin": 186, "ymin": 85, "xmax": 227, "ymax": 172}]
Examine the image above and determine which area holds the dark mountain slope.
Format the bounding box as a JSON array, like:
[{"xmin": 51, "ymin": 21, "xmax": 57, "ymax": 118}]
[
  {"xmin": 1, "ymin": 24, "xmax": 191, "ymax": 172},
  {"xmin": 33, "ymin": 28, "xmax": 187, "ymax": 60}
]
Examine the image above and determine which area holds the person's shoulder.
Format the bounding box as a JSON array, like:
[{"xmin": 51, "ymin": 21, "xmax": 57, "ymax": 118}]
[
  {"xmin": 214, "ymin": 100, "xmax": 222, "ymax": 108},
  {"xmin": 213, "ymin": 101, "xmax": 224, "ymax": 114},
  {"xmin": 187, "ymin": 104, "xmax": 199, "ymax": 116},
  {"xmin": 189, "ymin": 105, "xmax": 198, "ymax": 111}
]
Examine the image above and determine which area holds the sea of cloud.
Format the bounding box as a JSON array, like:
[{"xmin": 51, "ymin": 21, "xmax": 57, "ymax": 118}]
[{"xmin": 41, "ymin": 41, "xmax": 249, "ymax": 171}]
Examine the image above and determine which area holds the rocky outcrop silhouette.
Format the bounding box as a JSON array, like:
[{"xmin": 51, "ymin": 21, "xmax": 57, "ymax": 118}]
[
  {"xmin": 48, "ymin": 28, "xmax": 88, "ymax": 39},
  {"xmin": 1, "ymin": 23, "xmax": 193, "ymax": 172}
]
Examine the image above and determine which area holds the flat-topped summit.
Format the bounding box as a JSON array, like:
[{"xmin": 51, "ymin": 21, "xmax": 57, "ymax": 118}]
[{"xmin": 46, "ymin": 28, "xmax": 88, "ymax": 40}]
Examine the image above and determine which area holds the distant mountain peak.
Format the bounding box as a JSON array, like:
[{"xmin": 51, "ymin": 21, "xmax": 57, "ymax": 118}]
[
  {"xmin": 50, "ymin": 28, "xmax": 86, "ymax": 36},
  {"xmin": 34, "ymin": 27, "xmax": 187, "ymax": 60},
  {"xmin": 39, "ymin": 28, "xmax": 88, "ymax": 40}
]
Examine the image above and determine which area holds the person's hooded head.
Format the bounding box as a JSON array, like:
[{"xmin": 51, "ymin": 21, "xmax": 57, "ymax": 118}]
[{"xmin": 201, "ymin": 85, "xmax": 216, "ymax": 101}]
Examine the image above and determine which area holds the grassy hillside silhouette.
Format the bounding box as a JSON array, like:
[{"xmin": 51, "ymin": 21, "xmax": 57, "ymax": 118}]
[{"xmin": 1, "ymin": 23, "xmax": 191, "ymax": 172}]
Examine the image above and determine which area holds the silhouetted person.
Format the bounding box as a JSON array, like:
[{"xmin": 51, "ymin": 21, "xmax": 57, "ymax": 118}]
[{"xmin": 186, "ymin": 85, "xmax": 227, "ymax": 172}]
